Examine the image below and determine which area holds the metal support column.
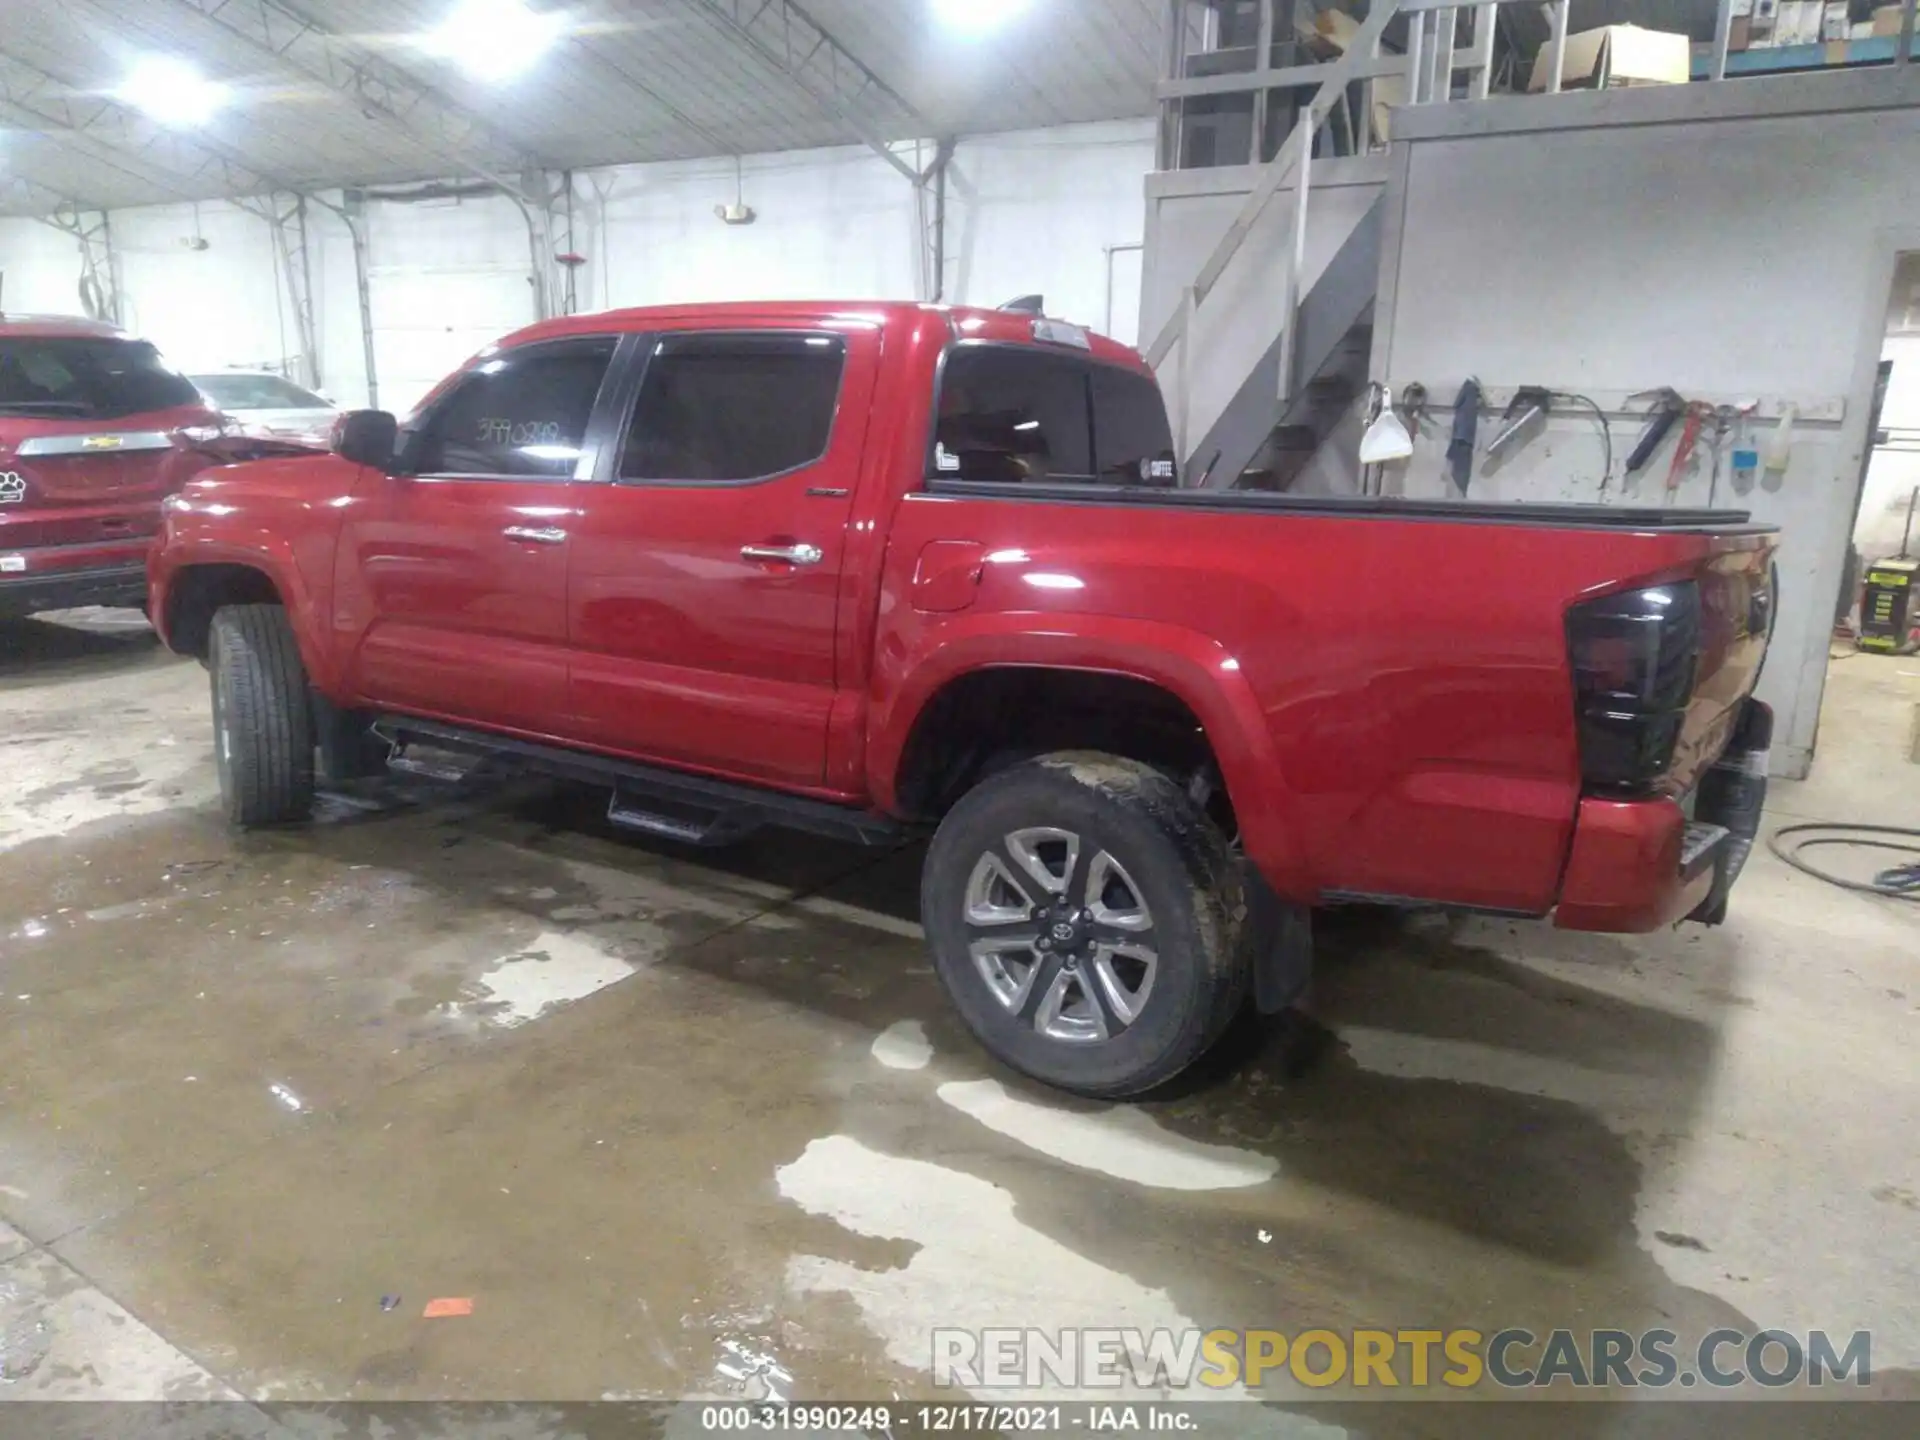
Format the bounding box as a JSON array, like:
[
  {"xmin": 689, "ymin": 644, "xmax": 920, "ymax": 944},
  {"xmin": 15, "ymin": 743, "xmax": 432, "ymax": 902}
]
[
  {"xmin": 915, "ymin": 140, "xmax": 955, "ymax": 303},
  {"xmin": 313, "ymin": 190, "xmax": 379, "ymax": 410},
  {"xmin": 1433, "ymin": 7, "xmax": 1456, "ymax": 103},
  {"xmin": 1469, "ymin": 3, "xmax": 1495, "ymax": 99},
  {"xmin": 236, "ymin": 192, "xmax": 320, "ymax": 387},
  {"xmin": 1159, "ymin": 0, "xmax": 1186, "ymax": 170},
  {"xmin": 47, "ymin": 206, "xmax": 123, "ymax": 325},
  {"xmin": 1276, "ymin": 123, "xmax": 1312, "ymax": 408},
  {"xmin": 517, "ymin": 170, "xmax": 565, "ymax": 322},
  {"xmin": 1250, "ymin": 0, "xmax": 1277, "ymax": 165},
  {"xmin": 1406, "ymin": 11, "xmax": 1426, "ymax": 103},
  {"xmin": 1546, "ymin": 0, "xmax": 1570, "ymax": 93},
  {"xmin": 1175, "ymin": 284, "xmax": 1197, "ymax": 459},
  {"xmin": 1711, "ymin": 0, "xmax": 1734, "ymax": 81}
]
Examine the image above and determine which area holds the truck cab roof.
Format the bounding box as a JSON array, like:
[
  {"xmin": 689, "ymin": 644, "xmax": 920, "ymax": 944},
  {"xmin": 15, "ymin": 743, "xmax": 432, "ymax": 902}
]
[{"xmin": 494, "ymin": 300, "xmax": 1151, "ymax": 375}]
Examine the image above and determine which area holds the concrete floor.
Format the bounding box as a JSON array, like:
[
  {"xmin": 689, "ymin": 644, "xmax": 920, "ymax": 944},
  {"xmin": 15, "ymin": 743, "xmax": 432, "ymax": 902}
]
[{"xmin": 2, "ymin": 610, "xmax": 1917, "ymax": 1427}]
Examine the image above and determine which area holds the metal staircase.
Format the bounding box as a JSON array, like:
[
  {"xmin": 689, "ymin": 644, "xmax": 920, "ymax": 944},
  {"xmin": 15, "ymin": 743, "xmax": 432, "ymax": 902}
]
[
  {"xmin": 1134, "ymin": 0, "xmax": 1564, "ymax": 490},
  {"xmin": 1181, "ymin": 191, "xmax": 1383, "ymax": 489},
  {"xmin": 1146, "ymin": 0, "xmax": 1920, "ymax": 492}
]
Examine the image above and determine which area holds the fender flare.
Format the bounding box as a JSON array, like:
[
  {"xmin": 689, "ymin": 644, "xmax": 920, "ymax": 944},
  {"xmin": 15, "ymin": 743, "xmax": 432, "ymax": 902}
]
[
  {"xmin": 869, "ymin": 613, "xmax": 1311, "ymax": 897},
  {"xmin": 156, "ymin": 537, "xmax": 338, "ymax": 693}
]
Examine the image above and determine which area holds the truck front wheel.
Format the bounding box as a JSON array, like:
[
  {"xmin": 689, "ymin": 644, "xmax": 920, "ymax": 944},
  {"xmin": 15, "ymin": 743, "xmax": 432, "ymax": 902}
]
[
  {"xmin": 209, "ymin": 604, "xmax": 315, "ymax": 827},
  {"xmin": 922, "ymin": 752, "xmax": 1248, "ymax": 1098}
]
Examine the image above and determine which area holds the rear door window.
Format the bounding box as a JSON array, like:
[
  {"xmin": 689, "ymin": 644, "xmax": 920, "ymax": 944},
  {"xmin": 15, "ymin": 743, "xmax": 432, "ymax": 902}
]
[
  {"xmin": 409, "ymin": 338, "xmax": 616, "ymax": 479},
  {"xmin": 619, "ymin": 333, "xmax": 846, "ymax": 484},
  {"xmin": 0, "ymin": 338, "xmax": 201, "ymax": 420},
  {"xmin": 932, "ymin": 346, "xmax": 1175, "ymax": 488}
]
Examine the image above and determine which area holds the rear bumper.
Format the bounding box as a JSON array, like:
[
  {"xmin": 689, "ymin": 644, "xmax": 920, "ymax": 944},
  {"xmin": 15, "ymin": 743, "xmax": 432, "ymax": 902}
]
[
  {"xmin": 0, "ymin": 563, "xmax": 149, "ymax": 618},
  {"xmin": 1555, "ymin": 699, "xmax": 1772, "ymax": 933}
]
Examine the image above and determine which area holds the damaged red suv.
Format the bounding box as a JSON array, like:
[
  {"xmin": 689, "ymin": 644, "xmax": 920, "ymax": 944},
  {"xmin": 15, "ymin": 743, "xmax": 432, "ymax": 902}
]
[{"xmin": 0, "ymin": 315, "xmax": 235, "ymax": 620}]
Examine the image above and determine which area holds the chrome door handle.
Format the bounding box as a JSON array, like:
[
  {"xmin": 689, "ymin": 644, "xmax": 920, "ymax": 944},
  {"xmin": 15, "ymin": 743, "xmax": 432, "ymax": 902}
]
[
  {"xmin": 503, "ymin": 526, "xmax": 567, "ymax": 544},
  {"xmin": 741, "ymin": 542, "xmax": 824, "ymax": 566}
]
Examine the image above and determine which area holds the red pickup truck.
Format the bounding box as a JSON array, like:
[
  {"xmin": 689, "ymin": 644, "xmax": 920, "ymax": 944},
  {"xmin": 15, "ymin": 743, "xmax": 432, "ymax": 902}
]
[{"xmin": 150, "ymin": 301, "xmax": 1777, "ymax": 1097}]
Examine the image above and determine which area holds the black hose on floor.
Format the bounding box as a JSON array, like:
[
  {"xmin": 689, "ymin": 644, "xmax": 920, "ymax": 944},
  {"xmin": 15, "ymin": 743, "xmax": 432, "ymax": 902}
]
[{"xmin": 1768, "ymin": 823, "xmax": 1920, "ymax": 900}]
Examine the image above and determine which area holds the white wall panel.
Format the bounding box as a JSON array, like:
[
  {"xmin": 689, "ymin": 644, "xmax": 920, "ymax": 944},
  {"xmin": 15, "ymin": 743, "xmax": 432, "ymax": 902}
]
[
  {"xmin": 0, "ymin": 121, "xmax": 1155, "ymax": 411},
  {"xmin": 1377, "ymin": 106, "xmax": 1920, "ymax": 778},
  {"xmin": 112, "ymin": 203, "xmax": 287, "ymax": 376},
  {"xmin": 589, "ymin": 144, "xmax": 921, "ymax": 310},
  {"xmin": 946, "ymin": 120, "xmax": 1156, "ymax": 340},
  {"xmin": 0, "ymin": 220, "xmax": 88, "ymax": 314}
]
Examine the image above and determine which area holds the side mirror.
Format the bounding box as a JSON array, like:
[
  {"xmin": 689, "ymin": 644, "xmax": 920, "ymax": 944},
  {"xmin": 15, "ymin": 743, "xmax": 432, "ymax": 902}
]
[{"xmin": 333, "ymin": 410, "xmax": 398, "ymax": 470}]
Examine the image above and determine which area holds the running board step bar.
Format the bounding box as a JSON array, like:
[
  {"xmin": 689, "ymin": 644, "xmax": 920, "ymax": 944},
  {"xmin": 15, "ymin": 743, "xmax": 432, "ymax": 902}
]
[
  {"xmin": 370, "ymin": 715, "xmax": 903, "ymax": 848},
  {"xmin": 604, "ymin": 788, "xmax": 757, "ymax": 847},
  {"xmin": 383, "ymin": 741, "xmax": 485, "ymax": 784}
]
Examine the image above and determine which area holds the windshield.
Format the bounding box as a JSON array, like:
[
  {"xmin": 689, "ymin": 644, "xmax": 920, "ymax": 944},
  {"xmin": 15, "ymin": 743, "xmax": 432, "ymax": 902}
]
[
  {"xmin": 0, "ymin": 337, "xmax": 202, "ymax": 420},
  {"xmin": 191, "ymin": 373, "xmax": 331, "ymax": 411}
]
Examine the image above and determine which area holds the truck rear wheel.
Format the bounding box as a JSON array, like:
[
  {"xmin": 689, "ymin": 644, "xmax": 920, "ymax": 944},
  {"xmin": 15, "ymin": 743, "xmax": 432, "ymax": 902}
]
[
  {"xmin": 921, "ymin": 752, "xmax": 1248, "ymax": 1098},
  {"xmin": 209, "ymin": 604, "xmax": 315, "ymax": 827}
]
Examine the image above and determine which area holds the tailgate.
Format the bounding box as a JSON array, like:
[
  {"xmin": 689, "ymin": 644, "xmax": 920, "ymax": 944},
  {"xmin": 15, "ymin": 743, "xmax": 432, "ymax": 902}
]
[{"xmin": 1669, "ymin": 539, "xmax": 1776, "ymax": 794}]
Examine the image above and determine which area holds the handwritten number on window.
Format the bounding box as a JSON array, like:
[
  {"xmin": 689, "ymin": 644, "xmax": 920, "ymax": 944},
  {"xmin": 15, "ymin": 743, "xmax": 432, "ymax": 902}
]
[{"xmin": 477, "ymin": 418, "xmax": 563, "ymax": 447}]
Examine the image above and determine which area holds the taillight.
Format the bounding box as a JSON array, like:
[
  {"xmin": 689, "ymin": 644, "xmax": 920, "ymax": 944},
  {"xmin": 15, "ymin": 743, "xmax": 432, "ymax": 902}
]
[{"xmin": 1567, "ymin": 582, "xmax": 1702, "ymax": 794}]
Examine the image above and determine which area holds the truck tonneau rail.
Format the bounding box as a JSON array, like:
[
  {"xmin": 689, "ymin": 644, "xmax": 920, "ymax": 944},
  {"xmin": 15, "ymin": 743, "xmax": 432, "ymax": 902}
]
[{"xmin": 928, "ymin": 481, "xmax": 1771, "ymax": 533}]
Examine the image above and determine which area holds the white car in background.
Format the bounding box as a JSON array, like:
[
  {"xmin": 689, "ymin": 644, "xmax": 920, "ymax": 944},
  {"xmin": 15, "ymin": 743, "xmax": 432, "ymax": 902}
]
[{"xmin": 189, "ymin": 370, "xmax": 339, "ymax": 448}]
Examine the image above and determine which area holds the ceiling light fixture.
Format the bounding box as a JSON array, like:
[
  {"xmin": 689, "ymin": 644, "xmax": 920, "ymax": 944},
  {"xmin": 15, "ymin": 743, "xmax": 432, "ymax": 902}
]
[
  {"xmin": 422, "ymin": 0, "xmax": 564, "ymax": 82},
  {"xmin": 115, "ymin": 57, "xmax": 231, "ymax": 127},
  {"xmin": 932, "ymin": 0, "xmax": 1032, "ymax": 35}
]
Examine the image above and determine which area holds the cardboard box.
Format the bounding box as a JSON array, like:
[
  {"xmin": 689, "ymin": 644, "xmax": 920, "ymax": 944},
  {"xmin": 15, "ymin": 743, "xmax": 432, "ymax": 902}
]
[
  {"xmin": 1823, "ymin": 2, "xmax": 1851, "ymax": 39},
  {"xmin": 1873, "ymin": 4, "xmax": 1908, "ymax": 36},
  {"xmin": 1528, "ymin": 24, "xmax": 1691, "ymax": 91}
]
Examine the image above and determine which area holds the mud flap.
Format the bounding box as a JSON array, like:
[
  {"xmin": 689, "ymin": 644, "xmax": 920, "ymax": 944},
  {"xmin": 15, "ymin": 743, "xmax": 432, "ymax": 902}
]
[
  {"xmin": 1687, "ymin": 698, "xmax": 1773, "ymax": 926},
  {"xmin": 1244, "ymin": 867, "xmax": 1313, "ymax": 1013}
]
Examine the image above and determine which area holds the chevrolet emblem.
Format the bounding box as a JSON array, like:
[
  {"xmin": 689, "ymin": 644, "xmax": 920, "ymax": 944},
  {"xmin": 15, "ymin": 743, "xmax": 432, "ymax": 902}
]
[{"xmin": 81, "ymin": 435, "xmax": 124, "ymax": 451}]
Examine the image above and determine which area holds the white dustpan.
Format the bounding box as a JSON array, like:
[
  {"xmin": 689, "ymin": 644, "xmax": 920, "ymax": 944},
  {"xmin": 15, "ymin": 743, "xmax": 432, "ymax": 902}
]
[{"xmin": 1359, "ymin": 406, "xmax": 1414, "ymax": 464}]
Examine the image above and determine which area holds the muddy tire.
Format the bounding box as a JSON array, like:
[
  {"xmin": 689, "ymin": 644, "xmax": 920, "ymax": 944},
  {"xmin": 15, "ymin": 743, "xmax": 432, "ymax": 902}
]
[
  {"xmin": 209, "ymin": 604, "xmax": 315, "ymax": 827},
  {"xmin": 922, "ymin": 751, "xmax": 1248, "ymax": 1098}
]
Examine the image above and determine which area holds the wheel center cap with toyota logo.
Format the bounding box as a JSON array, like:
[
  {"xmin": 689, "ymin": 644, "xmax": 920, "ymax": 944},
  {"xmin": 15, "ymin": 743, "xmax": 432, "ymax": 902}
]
[{"xmin": 0, "ymin": 473, "xmax": 26, "ymax": 505}]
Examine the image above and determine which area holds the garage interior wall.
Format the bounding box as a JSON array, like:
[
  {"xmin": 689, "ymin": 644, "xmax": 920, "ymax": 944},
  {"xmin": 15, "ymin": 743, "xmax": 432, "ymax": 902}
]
[
  {"xmin": 1372, "ymin": 90, "xmax": 1920, "ymax": 781},
  {"xmin": 0, "ymin": 119, "xmax": 1153, "ymax": 416}
]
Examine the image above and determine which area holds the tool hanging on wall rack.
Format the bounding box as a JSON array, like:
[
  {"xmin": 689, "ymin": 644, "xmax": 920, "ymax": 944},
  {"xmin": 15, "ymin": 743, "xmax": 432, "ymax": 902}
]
[
  {"xmin": 1665, "ymin": 400, "xmax": 1713, "ymax": 494},
  {"xmin": 1730, "ymin": 404, "xmax": 1760, "ymax": 492},
  {"xmin": 1485, "ymin": 385, "xmax": 1554, "ymax": 469},
  {"xmin": 1704, "ymin": 403, "xmax": 1758, "ymax": 505},
  {"xmin": 1399, "ymin": 382, "xmax": 1429, "ymax": 440},
  {"xmin": 1448, "ymin": 378, "xmax": 1481, "ymax": 493},
  {"xmin": 1624, "ymin": 388, "xmax": 1685, "ymax": 486}
]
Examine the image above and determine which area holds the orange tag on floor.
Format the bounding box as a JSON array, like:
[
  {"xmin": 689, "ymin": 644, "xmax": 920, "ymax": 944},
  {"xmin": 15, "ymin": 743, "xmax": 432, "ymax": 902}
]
[{"xmin": 422, "ymin": 1297, "xmax": 474, "ymax": 1318}]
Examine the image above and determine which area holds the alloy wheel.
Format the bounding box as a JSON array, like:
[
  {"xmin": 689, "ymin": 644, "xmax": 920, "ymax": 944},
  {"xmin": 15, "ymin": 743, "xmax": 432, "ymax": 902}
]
[{"xmin": 962, "ymin": 827, "xmax": 1158, "ymax": 1044}]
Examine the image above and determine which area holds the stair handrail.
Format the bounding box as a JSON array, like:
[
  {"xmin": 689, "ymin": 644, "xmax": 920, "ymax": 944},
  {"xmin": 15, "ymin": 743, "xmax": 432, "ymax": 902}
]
[{"xmin": 1143, "ymin": 0, "xmax": 1402, "ymax": 377}]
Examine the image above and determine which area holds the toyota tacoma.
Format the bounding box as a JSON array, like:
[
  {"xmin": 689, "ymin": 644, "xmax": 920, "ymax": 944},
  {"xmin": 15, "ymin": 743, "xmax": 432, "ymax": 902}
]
[{"xmin": 149, "ymin": 301, "xmax": 1778, "ymax": 1097}]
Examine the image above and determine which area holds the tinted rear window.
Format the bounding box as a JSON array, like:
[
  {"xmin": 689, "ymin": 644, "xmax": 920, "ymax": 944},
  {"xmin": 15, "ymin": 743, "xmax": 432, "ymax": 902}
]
[
  {"xmin": 932, "ymin": 346, "xmax": 1175, "ymax": 488},
  {"xmin": 0, "ymin": 338, "xmax": 201, "ymax": 420}
]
